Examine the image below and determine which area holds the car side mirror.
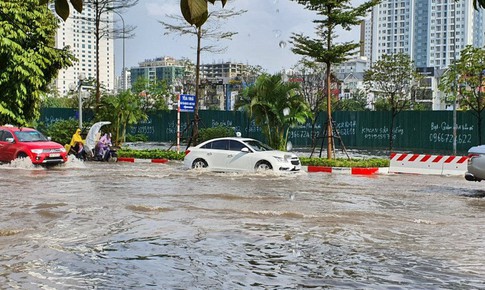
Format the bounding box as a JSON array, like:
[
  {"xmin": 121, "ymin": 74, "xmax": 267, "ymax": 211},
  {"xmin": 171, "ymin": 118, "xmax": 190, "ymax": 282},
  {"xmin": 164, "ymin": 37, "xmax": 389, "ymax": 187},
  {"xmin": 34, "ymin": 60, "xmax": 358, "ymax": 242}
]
[
  {"xmin": 241, "ymin": 147, "xmax": 250, "ymax": 153},
  {"xmin": 5, "ymin": 137, "xmax": 14, "ymax": 143},
  {"xmin": 47, "ymin": 137, "xmax": 52, "ymax": 141}
]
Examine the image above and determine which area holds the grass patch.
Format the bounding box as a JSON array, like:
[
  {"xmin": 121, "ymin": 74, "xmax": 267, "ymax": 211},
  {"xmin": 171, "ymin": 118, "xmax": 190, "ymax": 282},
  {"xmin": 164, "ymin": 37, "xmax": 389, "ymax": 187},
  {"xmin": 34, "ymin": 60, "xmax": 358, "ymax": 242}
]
[
  {"xmin": 299, "ymin": 157, "xmax": 389, "ymax": 168},
  {"xmin": 117, "ymin": 148, "xmax": 185, "ymax": 161}
]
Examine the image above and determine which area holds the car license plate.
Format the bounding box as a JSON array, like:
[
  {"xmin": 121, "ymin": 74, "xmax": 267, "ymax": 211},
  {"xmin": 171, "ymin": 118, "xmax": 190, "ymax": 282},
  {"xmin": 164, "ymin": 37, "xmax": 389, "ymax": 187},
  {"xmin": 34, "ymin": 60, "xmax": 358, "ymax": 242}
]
[{"xmin": 50, "ymin": 153, "xmax": 60, "ymax": 157}]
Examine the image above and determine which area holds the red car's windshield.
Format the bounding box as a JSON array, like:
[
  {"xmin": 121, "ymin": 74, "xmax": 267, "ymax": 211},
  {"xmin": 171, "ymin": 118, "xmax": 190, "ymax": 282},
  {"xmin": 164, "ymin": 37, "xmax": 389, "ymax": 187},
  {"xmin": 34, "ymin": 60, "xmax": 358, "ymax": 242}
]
[{"xmin": 14, "ymin": 131, "xmax": 48, "ymax": 142}]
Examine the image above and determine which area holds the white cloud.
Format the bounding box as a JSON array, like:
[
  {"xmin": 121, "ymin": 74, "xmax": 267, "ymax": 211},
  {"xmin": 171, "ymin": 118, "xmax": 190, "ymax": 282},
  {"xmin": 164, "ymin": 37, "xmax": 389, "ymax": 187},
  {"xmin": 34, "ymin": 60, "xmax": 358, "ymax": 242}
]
[{"xmin": 145, "ymin": 1, "xmax": 179, "ymax": 17}]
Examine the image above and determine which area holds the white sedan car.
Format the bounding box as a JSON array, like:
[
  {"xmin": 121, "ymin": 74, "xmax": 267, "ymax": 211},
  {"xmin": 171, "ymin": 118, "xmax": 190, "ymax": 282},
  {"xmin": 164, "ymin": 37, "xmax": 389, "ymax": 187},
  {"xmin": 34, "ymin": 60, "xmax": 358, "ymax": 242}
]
[
  {"xmin": 183, "ymin": 137, "xmax": 301, "ymax": 172},
  {"xmin": 465, "ymin": 145, "xmax": 485, "ymax": 181}
]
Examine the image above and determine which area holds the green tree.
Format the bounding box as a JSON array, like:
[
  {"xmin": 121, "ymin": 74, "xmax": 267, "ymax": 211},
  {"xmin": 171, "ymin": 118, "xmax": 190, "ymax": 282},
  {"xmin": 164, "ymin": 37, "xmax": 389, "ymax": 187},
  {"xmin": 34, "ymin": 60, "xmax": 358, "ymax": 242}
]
[
  {"xmin": 96, "ymin": 91, "xmax": 147, "ymax": 146},
  {"xmin": 131, "ymin": 77, "xmax": 170, "ymax": 112},
  {"xmin": 363, "ymin": 52, "xmax": 424, "ymax": 152},
  {"xmin": 290, "ymin": 0, "xmax": 379, "ymax": 159},
  {"xmin": 241, "ymin": 73, "xmax": 310, "ymax": 151},
  {"xmin": 0, "ymin": 0, "xmax": 75, "ymax": 125},
  {"xmin": 83, "ymin": 0, "xmax": 137, "ymax": 109},
  {"xmin": 130, "ymin": 77, "xmax": 170, "ymax": 137},
  {"xmin": 41, "ymin": 0, "xmax": 137, "ymax": 108},
  {"xmin": 290, "ymin": 59, "xmax": 326, "ymax": 150},
  {"xmin": 234, "ymin": 86, "xmax": 254, "ymax": 137},
  {"xmin": 161, "ymin": 2, "xmax": 244, "ymax": 146},
  {"xmin": 41, "ymin": 96, "xmax": 76, "ymax": 108},
  {"xmin": 334, "ymin": 90, "xmax": 369, "ymax": 111},
  {"xmin": 38, "ymin": 118, "xmax": 79, "ymax": 145},
  {"xmin": 439, "ymin": 45, "xmax": 485, "ymax": 145}
]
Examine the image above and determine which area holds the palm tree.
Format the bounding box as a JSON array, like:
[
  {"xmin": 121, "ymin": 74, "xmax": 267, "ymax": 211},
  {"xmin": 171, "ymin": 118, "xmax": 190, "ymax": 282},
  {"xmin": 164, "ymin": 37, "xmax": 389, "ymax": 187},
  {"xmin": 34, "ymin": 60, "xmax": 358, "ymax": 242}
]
[
  {"xmin": 243, "ymin": 73, "xmax": 310, "ymax": 151},
  {"xmin": 234, "ymin": 88, "xmax": 254, "ymax": 137},
  {"xmin": 98, "ymin": 91, "xmax": 147, "ymax": 145}
]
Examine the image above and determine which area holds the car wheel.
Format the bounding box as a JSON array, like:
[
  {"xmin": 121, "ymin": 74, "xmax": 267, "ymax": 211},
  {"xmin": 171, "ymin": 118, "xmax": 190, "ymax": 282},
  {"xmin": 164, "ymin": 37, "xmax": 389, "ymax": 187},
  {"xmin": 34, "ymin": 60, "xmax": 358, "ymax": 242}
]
[
  {"xmin": 17, "ymin": 152, "xmax": 28, "ymax": 160},
  {"xmin": 255, "ymin": 160, "xmax": 272, "ymax": 171},
  {"xmin": 192, "ymin": 158, "xmax": 208, "ymax": 169}
]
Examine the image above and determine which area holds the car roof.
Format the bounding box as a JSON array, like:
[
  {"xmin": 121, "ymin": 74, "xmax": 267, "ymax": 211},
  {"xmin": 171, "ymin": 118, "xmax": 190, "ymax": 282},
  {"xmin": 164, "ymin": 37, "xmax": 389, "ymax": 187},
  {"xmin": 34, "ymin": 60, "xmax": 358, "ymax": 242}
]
[
  {"xmin": 0, "ymin": 125, "xmax": 35, "ymax": 132},
  {"xmin": 197, "ymin": 137, "xmax": 257, "ymax": 146},
  {"xmin": 202, "ymin": 137, "xmax": 256, "ymax": 142}
]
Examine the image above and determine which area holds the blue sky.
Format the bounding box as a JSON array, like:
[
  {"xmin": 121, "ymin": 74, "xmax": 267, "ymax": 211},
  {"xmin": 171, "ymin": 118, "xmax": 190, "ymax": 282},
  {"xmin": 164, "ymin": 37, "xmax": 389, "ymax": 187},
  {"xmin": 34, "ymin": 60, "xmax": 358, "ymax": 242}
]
[{"xmin": 113, "ymin": 0, "xmax": 363, "ymax": 77}]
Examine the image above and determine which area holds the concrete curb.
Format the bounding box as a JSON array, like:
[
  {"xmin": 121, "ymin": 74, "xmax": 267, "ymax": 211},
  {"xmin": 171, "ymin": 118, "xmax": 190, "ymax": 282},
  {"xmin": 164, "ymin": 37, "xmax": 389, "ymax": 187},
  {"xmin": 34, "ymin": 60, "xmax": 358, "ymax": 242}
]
[
  {"xmin": 302, "ymin": 165, "xmax": 389, "ymax": 175},
  {"xmin": 117, "ymin": 157, "xmax": 169, "ymax": 164}
]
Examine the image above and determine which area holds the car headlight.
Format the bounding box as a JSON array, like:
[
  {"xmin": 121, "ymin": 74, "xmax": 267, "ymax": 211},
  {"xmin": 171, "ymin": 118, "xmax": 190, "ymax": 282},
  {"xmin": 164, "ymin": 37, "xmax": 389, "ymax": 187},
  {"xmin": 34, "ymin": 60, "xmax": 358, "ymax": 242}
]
[
  {"xmin": 273, "ymin": 156, "xmax": 284, "ymax": 162},
  {"xmin": 31, "ymin": 149, "xmax": 43, "ymax": 154},
  {"xmin": 60, "ymin": 147, "xmax": 66, "ymax": 153}
]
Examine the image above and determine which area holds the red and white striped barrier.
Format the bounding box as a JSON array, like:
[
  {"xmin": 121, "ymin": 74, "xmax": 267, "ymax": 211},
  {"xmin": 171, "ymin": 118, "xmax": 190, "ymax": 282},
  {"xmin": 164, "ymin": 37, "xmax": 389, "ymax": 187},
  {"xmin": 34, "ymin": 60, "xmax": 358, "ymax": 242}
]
[
  {"xmin": 389, "ymin": 153, "xmax": 468, "ymax": 176},
  {"xmin": 117, "ymin": 157, "xmax": 169, "ymax": 164}
]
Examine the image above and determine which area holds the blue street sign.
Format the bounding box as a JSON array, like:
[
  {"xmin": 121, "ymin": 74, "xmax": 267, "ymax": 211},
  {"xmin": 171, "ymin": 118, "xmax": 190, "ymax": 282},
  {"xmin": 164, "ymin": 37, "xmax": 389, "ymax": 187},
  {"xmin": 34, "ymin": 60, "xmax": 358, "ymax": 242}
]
[{"xmin": 179, "ymin": 94, "xmax": 196, "ymax": 112}]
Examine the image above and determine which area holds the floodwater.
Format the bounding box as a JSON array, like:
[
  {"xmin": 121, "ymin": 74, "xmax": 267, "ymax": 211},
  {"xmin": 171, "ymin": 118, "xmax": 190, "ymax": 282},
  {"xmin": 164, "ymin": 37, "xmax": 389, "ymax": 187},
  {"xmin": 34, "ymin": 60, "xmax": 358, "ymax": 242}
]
[{"xmin": 1, "ymin": 158, "xmax": 484, "ymax": 289}]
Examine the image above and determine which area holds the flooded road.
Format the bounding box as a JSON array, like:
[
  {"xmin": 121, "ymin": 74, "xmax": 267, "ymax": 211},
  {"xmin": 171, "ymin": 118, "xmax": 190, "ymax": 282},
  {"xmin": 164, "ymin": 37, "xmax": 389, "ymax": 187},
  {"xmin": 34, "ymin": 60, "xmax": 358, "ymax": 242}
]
[{"xmin": 1, "ymin": 159, "xmax": 484, "ymax": 289}]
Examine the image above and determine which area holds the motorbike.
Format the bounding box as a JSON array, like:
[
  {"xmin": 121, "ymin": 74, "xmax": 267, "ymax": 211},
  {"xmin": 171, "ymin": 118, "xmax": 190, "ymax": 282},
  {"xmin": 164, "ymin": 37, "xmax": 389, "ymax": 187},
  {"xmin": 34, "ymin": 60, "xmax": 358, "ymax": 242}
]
[
  {"xmin": 93, "ymin": 143, "xmax": 117, "ymax": 162},
  {"xmin": 68, "ymin": 121, "xmax": 118, "ymax": 162}
]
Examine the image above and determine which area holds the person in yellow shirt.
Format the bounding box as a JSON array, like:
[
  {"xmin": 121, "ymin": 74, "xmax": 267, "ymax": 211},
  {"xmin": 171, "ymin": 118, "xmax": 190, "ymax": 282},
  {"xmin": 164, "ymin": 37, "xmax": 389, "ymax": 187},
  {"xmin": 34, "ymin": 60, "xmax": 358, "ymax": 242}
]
[{"xmin": 68, "ymin": 128, "xmax": 85, "ymax": 158}]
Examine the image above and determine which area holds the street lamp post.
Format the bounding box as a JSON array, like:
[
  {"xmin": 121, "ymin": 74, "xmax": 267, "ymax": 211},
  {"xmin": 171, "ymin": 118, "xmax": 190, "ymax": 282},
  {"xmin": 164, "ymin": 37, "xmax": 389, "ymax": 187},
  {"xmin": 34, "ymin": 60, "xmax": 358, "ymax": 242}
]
[
  {"xmin": 78, "ymin": 73, "xmax": 86, "ymax": 129},
  {"xmin": 174, "ymin": 79, "xmax": 184, "ymax": 153},
  {"xmin": 114, "ymin": 11, "xmax": 126, "ymax": 90},
  {"xmin": 452, "ymin": 2, "xmax": 457, "ymax": 156}
]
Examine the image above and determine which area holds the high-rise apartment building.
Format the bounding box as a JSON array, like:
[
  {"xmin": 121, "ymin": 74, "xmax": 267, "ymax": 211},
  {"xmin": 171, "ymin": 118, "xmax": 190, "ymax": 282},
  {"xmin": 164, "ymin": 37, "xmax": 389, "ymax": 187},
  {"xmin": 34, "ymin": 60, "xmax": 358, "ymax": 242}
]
[
  {"xmin": 370, "ymin": 0, "xmax": 485, "ymax": 69},
  {"xmin": 200, "ymin": 62, "xmax": 249, "ymax": 79},
  {"xmin": 50, "ymin": 3, "xmax": 115, "ymax": 96},
  {"xmin": 360, "ymin": 19, "xmax": 373, "ymax": 67},
  {"xmin": 130, "ymin": 56, "xmax": 185, "ymax": 87},
  {"xmin": 117, "ymin": 68, "xmax": 131, "ymax": 92}
]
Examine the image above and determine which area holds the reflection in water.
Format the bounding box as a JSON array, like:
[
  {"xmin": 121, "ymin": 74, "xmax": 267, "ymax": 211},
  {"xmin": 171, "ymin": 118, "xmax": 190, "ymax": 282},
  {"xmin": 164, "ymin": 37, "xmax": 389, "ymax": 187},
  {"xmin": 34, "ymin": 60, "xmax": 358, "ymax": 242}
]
[{"xmin": 0, "ymin": 161, "xmax": 484, "ymax": 288}]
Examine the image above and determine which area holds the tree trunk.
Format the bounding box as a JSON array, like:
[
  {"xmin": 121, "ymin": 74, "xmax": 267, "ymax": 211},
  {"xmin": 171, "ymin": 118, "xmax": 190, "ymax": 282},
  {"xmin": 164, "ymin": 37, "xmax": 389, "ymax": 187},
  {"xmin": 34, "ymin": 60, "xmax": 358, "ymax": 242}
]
[
  {"xmin": 94, "ymin": 2, "xmax": 101, "ymax": 111},
  {"xmin": 325, "ymin": 17, "xmax": 333, "ymax": 159},
  {"xmin": 389, "ymin": 109, "xmax": 396, "ymax": 153},
  {"xmin": 116, "ymin": 112, "xmax": 121, "ymax": 146},
  {"xmin": 479, "ymin": 77, "xmax": 483, "ymax": 145},
  {"xmin": 478, "ymin": 111, "xmax": 483, "ymax": 145},
  {"xmin": 246, "ymin": 116, "xmax": 250, "ymax": 137},
  {"xmin": 191, "ymin": 26, "xmax": 202, "ymax": 146},
  {"xmin": 326, "ymin": 62, "xmax": 333, "ymax": 159},
  {"xmin": 311, "ymin": 112, "xmax": 319, "ymax": 154}
]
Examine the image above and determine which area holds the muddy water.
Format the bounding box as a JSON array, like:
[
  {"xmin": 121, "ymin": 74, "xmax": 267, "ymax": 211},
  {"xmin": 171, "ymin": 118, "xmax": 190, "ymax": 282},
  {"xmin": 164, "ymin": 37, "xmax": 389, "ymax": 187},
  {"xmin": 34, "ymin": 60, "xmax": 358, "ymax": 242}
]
[{"xmin": 0, "ymin": 158, "xmax": 484, "ymax": 289}]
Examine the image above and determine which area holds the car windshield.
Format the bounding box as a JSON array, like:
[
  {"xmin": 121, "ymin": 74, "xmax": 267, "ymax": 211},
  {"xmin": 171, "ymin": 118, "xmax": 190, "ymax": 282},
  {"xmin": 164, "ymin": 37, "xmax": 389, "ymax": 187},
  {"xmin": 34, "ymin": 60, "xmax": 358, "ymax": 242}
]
[
  {"xmin": 244, "ymin": 140, "xmax": 273, "ymax": 152},
  {"xmin": 15, "ymin": 131, "xmax": 48, "ymax": 142}
]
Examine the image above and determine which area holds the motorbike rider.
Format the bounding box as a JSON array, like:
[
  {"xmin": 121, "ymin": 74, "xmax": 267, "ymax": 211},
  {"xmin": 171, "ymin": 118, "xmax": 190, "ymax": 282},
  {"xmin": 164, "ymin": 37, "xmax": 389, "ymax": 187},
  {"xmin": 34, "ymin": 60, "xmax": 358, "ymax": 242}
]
[
  {"xmin": 96, "ymin": 132, "xmax": 112, "ymax": 161},
  {"xmin": 69, "ymin": 128, "xmax": 85, "ymax": 159}
]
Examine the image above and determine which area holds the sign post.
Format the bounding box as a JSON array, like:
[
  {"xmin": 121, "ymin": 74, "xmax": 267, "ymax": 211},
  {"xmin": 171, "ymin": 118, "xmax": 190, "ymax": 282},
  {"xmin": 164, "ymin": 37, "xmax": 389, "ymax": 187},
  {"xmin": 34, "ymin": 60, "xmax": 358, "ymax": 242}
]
[{"xmin": 177, "ymin": 94, "xmax": 196, "ymax": 153}]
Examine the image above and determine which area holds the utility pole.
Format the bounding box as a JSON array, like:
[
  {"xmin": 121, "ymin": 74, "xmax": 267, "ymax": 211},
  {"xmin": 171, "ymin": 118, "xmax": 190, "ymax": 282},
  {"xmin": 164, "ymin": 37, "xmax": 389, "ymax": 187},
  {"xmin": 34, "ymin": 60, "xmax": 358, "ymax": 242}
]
[
  {"xmin": 77, "ymin": 73, "xmax": 86, "ymax": 129},
  {"xmin": 114, "ymin": 10, "xmax": 126, "ymax": 90},
  {"xmin": 452, "ymin": 1, "xmax": 457, "ymax": 155}
]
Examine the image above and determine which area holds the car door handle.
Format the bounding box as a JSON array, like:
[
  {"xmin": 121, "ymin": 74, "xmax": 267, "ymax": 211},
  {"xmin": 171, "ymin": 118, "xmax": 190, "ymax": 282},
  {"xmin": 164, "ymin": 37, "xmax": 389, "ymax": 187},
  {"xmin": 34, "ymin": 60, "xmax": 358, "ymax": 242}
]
[
  {"xmin": 227, "ymin": 154, "xmax": 233, "ymax": 158},
  {"xmin": 207, "ymin": 152, "xmax": 212, "ymax": 156}
]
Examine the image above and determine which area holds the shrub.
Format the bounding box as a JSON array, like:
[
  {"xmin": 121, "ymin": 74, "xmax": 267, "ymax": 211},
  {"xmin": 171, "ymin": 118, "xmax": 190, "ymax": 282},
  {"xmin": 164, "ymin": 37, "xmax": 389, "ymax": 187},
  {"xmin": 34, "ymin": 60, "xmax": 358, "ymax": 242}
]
[
  {"xmin": 117, "ymin": 148, "xmax": 185, "ymax": 160},
  {"xmin": 299, "ymin": 157, "xmax": 389, "ymax": 167},
  {"xmin": 37, "ymin": 118, "xmax": 79, "ymax": 145}
]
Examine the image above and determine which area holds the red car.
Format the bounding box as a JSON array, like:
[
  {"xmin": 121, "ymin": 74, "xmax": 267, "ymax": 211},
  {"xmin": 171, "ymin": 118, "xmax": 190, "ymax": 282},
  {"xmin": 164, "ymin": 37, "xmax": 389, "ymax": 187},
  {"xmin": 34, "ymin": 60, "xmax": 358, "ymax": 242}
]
[{"xmin": 0, "ymin": 125, "xmax": 68, "ymax": 165}]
